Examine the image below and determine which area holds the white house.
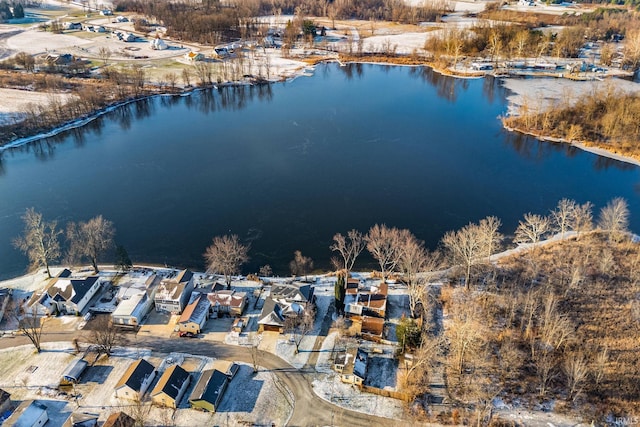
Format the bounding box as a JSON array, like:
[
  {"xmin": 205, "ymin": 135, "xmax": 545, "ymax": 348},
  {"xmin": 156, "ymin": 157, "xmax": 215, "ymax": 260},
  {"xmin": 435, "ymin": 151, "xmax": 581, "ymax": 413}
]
[
  {"xmin": 27, "ymin": 270, "xmax": 102, "ymax": 315},
  {"xmin": 155, "ymin": 269, "xmax": 194, "ymax": 314}
]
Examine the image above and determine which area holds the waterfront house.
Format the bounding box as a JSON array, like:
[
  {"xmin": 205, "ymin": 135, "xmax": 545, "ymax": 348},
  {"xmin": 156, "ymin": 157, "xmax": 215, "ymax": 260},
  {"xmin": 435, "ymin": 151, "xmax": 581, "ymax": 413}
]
[
  {"xmin": 177, "ymin": 294, "xmax": 210, "ymax": 334},
  {"xmin": 114, "ymin": 359, "xmax": 156, "ymax": 400},
  {"xmin": 345, "ymin": 282, "xmax": 388, "ymax": 319},
  {"xmin": 188, "ymin": 364, "xmax": 238, "ymax": 412},
  {"xmin": 270, "ymin": 283, "xmax": 315, "ymax": 307},
  {"xmin": 184, "ymin": 51, "xmax": 204, "ymax": 62},
  {"xmin": 207, "ymin": 290, "xmax": 247, "ymax": 317},
  {"xmin": 154, "ymin": 269, "xmax": 194, "ymax": 314},
  {"xmin": 151, "ymin": 365, "xmax": 190, "ymax": 408},
  {"xmin": 257, "ymin": 297, "xmax": 287, "ymax": 333},
  {"xmin": 353, "ymin": 315, "xmax": 385, "ymax": 341},
  {"xmin": 3, "ymin": 400, "xmax": 48, "ymax": 427},
  {"xmin": 112, "ymin": 273, "xmax": 159, "ymax": 327},
  {"xmin": 27, "ymin": 270, "xmax": 102, "ymax": 316},
  {"xmin": 103, "ymin": 412, "xmax": 135, "ymax": 427}
]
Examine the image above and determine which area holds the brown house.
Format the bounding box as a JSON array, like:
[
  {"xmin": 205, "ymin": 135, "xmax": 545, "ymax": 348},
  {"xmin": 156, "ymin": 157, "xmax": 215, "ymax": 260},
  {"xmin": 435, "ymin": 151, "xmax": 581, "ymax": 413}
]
[
  {"xmin": 103, "ymin": 412, "xmax": 135, "ymax": 427},
  {"xmin": 207, "ymin": 290, "xmax": 247, "ymax": 317}
]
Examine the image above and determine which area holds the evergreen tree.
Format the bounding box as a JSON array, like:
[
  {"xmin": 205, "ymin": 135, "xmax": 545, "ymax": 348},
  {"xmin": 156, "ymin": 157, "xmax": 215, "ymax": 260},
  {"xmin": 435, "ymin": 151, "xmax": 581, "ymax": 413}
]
[{"xmin": 12, "ymin": 3, "xmax": 23, "ymax": 19}]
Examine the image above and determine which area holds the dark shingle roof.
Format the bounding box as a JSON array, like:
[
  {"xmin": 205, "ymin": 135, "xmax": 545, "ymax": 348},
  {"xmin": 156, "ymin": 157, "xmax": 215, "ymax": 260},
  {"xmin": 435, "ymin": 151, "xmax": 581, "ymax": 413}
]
[
  {"xmin": 189, "ymin": 369, "xmax": 229, "ymax": 407},
  {"xmin": 152, "ymin": 365, "xmax": 189, "ymax": 400},
  {"xmin": 115, "ymin": 359, "xmax": 155, "ymax": 392}
]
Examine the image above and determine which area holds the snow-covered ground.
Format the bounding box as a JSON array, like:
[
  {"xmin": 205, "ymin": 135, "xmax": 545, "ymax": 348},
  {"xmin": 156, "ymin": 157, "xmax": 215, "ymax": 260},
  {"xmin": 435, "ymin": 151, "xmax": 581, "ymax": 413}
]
[
  {"xmin": 312, "ymin": 374, "xmax": 404, "ymax": 419},
  {"xmin": 0, "ymin": 344, "xmax": 292, "ymax": 427}
]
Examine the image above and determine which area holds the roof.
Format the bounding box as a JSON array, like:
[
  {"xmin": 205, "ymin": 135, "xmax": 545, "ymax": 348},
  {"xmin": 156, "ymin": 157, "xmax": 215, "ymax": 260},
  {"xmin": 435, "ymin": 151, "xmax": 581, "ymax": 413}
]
[
  {"xmin": 157, "ymin": 270, "xmax": 193, "ymax": 301},
  {"xmin": 63, "ymin": 359, "xmax": 88, "ymax": 382},
  {"xmin": 0, "ymin": 388, "xmax": 9, "ymax": 405},
  {"xmin": 102, "ymin": 412, "xmax": 135, "ymax": 427},
  {"xmin": 151, "ymin": 364, "xmax": 189, "ymax": 400},
  {"xmin": 4, "ymin": 399, "xmax": 48, "ymax": 427},
  {"xmin": 340, "ymin": 347, "xmax": 367, "ymax": 380},
  {"xmin": 39, "ymin": 275, "xmax": 99, "ymax": 305},
  {"xmin": 65, "ymin": 412, "xmax": 99, "ymax": 427},
  {"xmin": 257, "ymin": 297, "xmax": 285, "ymax": 327},
  {"xmin": 112, "ymin": 293, "xmax": 146, "ymax": 318},
  {"xmin": 179, "ymin": 295, "xmax": 209, "ymax": 325},
  {"xmin": 115, "ymin": 359, "xmax": 155, "ymax": 392},
  {"xmin": 207, "ymin": 290, "xmax": 246, "ymax": 308},
  {"xmin": 189, "ymin": 369, "xmax": 229, "ymax": 406},
  {"xmin": 361, "ymin": 316, "xmax": 385, "ymax": 336},
  {"xmin": 270, "ymin": 283, "xmax": 314, "ymax": 303},
  {"xmin": 353, "ymin": 348, "xmax": 368, "ymax": 379}
]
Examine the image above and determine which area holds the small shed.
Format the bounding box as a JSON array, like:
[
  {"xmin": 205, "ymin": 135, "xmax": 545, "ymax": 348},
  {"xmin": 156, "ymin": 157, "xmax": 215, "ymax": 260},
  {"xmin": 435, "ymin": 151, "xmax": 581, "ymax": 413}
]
[{"xmin": 61, "ymin": 359, "xmax": 88, "ymax": 386}]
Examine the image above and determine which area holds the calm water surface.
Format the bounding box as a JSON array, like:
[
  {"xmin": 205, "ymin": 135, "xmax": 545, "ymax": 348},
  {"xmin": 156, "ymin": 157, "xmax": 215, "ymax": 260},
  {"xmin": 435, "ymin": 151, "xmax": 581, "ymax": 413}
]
[{"xmin": 1, "ymin": 63, "xmax": 639, "ymax": 279}]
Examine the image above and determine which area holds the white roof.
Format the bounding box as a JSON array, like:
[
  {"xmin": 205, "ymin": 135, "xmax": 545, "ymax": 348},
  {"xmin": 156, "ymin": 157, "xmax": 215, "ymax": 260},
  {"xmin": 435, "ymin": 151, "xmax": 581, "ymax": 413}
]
[{"xmin": 112, "ymin": 293, "xmax": 146, "ymax": 318}]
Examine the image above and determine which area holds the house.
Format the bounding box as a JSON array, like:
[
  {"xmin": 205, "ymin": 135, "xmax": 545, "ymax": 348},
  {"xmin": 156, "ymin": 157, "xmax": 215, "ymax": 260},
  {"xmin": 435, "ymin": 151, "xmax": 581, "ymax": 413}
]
[
  {"xmin": 177, "ymin": 294, "xmax": 210, "ymax": 334},
  {"xmin": 150, "ymin": 37, "xmax": 168, "ymax": 50},
  {"xmin": 27, "ymin": 271, "xmax": 102, "ymax": 315},
  {"xmin": 115, "ymin": 16, "xmax": 129, "ymax": 23},
  {"xmin": 231, "ymin": 316, "xmax": 249, "ymax": 332},
  {"xmin": 335, "ymin": 348, "xmax": 368, "ymax": 385},
  {"xmin": 102, "ymin": 412, "xmax": 135, "ymax": 427},
  {"xmin": 207, "ymin": 290, "xmax": 247, "ymax": 317},
  {"xmin": 46, "ymin": 53, "xmax": 75, "ymax": 66},
  {"xmin": 114, "ymin": 359, "xmax": 156, "ymax": 400},
  {"xmin": 151, "ymin": 364, "xmax": 190, "ymax": 408},
  {"xmin": 345, "ymin": 282, "xmax": 388, "ymax": 319},
  {"xmin": 354, "ymin": 315, "xmax": 385, "ymax": 340},
  {"xmin": 184, "ymin": 51, "xmax": 204, "ymax": 62},
  {"xmin": 270, "ymin": 283, "xmax": 315, "ymax": 306},
  {"xmin": 257, "ymin": 297, "xmax": 286, "ymax": 333},
  {"xmin": 0, "ymin": 288, "xmax": 11, "ymax": 322},
  {"xmin": 345, "ymin": 278, "xmax": 359, "ymax": 296},
  {"xmin": 100, "ymin": 9, "xmax": 113, "ymax": 16},
  {"xmin": 62, "ymin": 21, "xmax": 82, "ymax": 30},
  {"xmin": 188, "ymin": 363, "xmax": 238, "ymax": 412},
  {"xmin": 155, "ymin": 269, "xmax": 194, "ymax": 314},
  {"xmin": 3, "ymin": 400, "xmax": 48, "ymax": 427},
  {"xmin": 62, "ymin": 412, "xmax": 99, "ymax": 427},
  {"xmin": 112, "ymin": 273, "xmax": 159, "ymax": 327},
  {"xmin": 60, "ymin": 358, "xmax": 89, "ymax": 386},
  {"xmin": 0, "ymin": 388, "xmax": 11, "ymax": 415}
]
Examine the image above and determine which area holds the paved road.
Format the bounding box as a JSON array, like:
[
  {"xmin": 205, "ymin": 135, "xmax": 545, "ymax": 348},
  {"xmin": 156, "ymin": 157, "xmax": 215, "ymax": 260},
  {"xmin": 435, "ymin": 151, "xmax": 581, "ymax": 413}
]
[{"xmin": 1, "ymin": 330, "xmax": 399, "ymax": 427}]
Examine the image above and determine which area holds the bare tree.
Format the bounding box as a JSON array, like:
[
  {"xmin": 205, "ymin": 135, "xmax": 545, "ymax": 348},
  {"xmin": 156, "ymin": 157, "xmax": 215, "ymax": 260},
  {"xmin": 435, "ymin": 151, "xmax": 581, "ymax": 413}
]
[
  {"xmin": 330, "ymin": 229, "xmax": 365, "ymax": 282},
  {"xmin": 441, "ymin": 221, "xmax": 484, "ymax": 289},
  {"xmin": 570, "ymin": 202, "xmax": 593, "ymax": 239},
  {"xmin": 67, "ymin": 215, "xmax": 116, "ymax": 273},
  {"xmin": 203, "ymin": 234, "xmax": 250, "ymax": 289},
  {"xmin": 10, "ymin": 304, "xmax": 47, "ymax": 353},
  {"xmin": 13, "ymin": 207, "xmax": 62, "ymax": 278},
  {"xmin": 245, "ymin": 332, "xmax": 262, "ymax": 373},
  {"xmin": 259, "ymin": 264, "xmax": 273, "ymax": 278},
  {"xmin": 365, "ymin": 224, "xmax": 403, "ymax": 281},
  {"xmin": 514, "ymin": 213, "xmax": 550, "ymax": 248},
  {"xmin": 592, "ymin": 346, "xmax": 608, "ymax": 385},
  {"xmin": 478, "ymin": 216, "xmax": 503, "ymax": 259},
  {"xmin": 289, "ymin": 250, "xmax": 313, "ymax": 281},
  {"xmin": 597, "ymin": 197, "xmax": 629, "ymax": 241},
  {"xmin": 563, "ymin": 351, "xmax": 589, "ymax": 402},
  {"xmin": 89, "ymin": 315, "xmax": 123, "ymax": 356},
  {"xmin": 550, "ymin": 198, "xmax": 577, "ymax": 238},
  {"xmin": 284, "ymin": 304, "xmax": 316, "ymax": 353},
  {"xmin": 98, "ymin": 46, "xmax": 112, "ymax": 66}
]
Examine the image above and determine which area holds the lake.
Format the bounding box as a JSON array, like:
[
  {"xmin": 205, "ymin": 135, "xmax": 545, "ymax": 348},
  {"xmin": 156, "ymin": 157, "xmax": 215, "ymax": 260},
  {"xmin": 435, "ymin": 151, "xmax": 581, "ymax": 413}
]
[{"xmin": 1, "ymin": 63, "xmax": 639, "ymax": 280}]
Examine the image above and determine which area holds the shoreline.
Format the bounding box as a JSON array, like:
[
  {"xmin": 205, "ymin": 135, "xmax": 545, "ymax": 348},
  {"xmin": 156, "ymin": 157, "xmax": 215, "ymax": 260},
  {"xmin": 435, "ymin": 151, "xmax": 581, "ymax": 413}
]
[{"xmin": 1, "ymin": 59, "xmax": 639, "ymax": 170}]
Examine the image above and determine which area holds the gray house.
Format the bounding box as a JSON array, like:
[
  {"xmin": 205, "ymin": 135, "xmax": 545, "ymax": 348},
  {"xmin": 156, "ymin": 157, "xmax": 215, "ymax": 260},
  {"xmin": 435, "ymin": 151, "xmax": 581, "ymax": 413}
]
[{"xmin": 154, "ymin": 269, "xmax": 195, "ymax": 314}]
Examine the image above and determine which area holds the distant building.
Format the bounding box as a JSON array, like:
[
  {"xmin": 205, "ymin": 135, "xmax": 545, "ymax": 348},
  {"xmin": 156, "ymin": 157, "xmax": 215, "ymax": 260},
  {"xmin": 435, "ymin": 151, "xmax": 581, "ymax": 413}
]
[
  {"xmin": 184, "ymin": 51, "xmax": 204, "ymax": 62},
  {"xmin": 3, "ymin": 400, "xmax": 48, "ymax": 427},
  {"xmin": 114, "ymin": 359, "xmax": 156, "ymax": 400},
  {"xmin": 150, "ymin": 37, "xmax": 168, "ymax": 50},
  {"xmin": 155, "ymin": 269, "xmax": 194, "ymax": 314},
  {"xmin": 100, "ymin": 9, "xmax": 113, "ymax": 16},
  {"xmin": 151, "ymin": 364, "xmax": 190, "ymax": 408},
  {"xmin": 62, "ymin": 21, "xmax": 82, "ymax": 30}
]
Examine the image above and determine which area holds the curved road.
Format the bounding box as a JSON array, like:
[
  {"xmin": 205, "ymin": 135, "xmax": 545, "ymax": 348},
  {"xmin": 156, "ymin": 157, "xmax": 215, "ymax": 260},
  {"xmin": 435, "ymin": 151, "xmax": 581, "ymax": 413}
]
[{"xmin": 1, "ymin": 331, "xmax": 399, "ymax": 427}]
